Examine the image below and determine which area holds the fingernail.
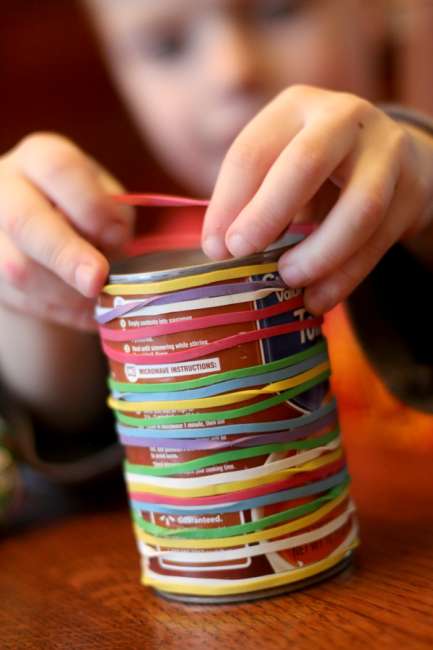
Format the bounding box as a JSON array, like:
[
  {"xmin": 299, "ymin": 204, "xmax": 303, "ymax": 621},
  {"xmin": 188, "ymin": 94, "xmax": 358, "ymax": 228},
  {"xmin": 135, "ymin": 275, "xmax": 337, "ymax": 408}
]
[
  {"xmin": 202, "ymin": 235, "xmax": 228, "ymax": 260},
  {"xmin": 75, "ymin": 263, "xmax": 99, "ymax": 298},
  {"xmin": 226, "ymin": 232, "xmax": 253, "ymax": 258},
  {"xmin": 279, "ymin": 262, "xmax": 304, "ymax": 287},
  {"xmin": 102, "ymin": 222, "xmax": 129, "ymax": 248}
]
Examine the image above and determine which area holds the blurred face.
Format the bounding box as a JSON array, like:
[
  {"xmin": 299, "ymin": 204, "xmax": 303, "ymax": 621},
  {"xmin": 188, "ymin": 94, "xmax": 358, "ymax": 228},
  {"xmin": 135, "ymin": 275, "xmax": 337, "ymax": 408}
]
[{"xmin": 87, "ymin": 0, "xmax": 383, "ymax": 194}]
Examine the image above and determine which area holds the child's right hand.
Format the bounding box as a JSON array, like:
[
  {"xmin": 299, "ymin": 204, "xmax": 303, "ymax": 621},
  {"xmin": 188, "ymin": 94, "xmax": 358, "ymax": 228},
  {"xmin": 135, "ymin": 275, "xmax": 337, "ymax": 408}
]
[{"xmin": 0, "ymin": 133, "xmax": 134, "ymax": 331}]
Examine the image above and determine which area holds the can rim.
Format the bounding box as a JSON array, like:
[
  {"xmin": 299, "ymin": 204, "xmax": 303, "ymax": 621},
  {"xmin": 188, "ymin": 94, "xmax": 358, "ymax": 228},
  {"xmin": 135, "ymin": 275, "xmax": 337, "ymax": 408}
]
[{"xmin": 109, "ymin": 195, "xmax": 315, "ymax": 283}]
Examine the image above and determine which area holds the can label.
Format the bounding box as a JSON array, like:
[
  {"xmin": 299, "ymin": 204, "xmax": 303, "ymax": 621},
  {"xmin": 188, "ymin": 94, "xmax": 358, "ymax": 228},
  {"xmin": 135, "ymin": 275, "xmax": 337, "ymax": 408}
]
[{"xmin": 103, "ymin": 276, "xmax": 349, "ymax": 585}]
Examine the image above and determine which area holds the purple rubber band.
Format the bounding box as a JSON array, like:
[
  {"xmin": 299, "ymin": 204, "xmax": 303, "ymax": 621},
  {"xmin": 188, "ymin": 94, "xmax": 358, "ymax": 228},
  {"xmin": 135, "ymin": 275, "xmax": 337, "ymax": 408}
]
[
  {"xmin": 118, "ymin": 412, "xmax": 337, "ymax": 450},
  {"xmin": 96, "ymin": 280, "xmax": 286, "ymax": 324}
]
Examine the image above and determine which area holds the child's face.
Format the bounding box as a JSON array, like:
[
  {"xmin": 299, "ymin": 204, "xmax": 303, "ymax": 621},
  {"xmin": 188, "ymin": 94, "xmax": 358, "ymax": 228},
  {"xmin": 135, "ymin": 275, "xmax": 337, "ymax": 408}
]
[{"xmin": 88, "ymin": 0, "xmax": 382, "ymax": 194}]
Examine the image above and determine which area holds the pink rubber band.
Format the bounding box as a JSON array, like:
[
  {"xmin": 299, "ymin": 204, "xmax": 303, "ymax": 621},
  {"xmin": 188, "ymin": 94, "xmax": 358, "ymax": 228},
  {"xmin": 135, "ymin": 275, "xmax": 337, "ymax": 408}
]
[
  {"xmin": 99, "ymin": 295, "xmax": 304, "ymax": 342},
  {"xmin": 102, "ymin": 317, "xmax": 323, "ymax": 364},
  {"xmin": 129, "ymin": 459, "xmax": 345, "ymax": 507}
]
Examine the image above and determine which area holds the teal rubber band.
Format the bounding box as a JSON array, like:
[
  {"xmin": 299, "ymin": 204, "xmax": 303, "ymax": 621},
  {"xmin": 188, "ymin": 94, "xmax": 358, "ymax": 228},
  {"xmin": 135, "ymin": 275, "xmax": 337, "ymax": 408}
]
[
  {"xmin": 114, "ymin": 370, "xmax": 330, "ymax": 427},
  {"xmin": 133, "ymin": 481, "xmax": 349, "ymax": 539}
]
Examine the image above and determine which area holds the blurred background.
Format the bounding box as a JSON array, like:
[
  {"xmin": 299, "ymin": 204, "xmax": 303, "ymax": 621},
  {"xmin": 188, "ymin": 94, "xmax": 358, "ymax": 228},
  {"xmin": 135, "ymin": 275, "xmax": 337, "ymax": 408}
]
[
  {"xmin": 2, "ymin": 0, "xmax": 433, "ymax": 193},
  {"xmin": 1, "ymin": 0, "xmax": 177, "ymax": 193}
]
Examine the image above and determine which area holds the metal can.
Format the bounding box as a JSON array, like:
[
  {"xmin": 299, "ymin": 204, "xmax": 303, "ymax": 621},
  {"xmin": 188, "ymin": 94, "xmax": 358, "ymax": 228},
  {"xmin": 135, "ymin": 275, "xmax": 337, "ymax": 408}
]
[{"xmin": 96, "ymin": 198, "xmax": 358, "ymax": 603}]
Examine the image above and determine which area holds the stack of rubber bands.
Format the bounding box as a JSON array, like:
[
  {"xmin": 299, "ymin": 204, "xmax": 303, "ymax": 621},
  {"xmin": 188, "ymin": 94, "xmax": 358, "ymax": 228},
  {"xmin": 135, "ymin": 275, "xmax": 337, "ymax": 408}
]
[{"xmin": 96, "ymin": 195, "xmax": 359, "ymax": 603}]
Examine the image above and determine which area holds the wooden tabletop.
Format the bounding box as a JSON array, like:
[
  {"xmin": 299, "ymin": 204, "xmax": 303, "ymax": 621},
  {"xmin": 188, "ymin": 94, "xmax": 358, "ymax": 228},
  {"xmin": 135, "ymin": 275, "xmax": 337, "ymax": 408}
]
[{"xmin": 1, "ymin": 467, "xmax": 433, "ymax": 650}]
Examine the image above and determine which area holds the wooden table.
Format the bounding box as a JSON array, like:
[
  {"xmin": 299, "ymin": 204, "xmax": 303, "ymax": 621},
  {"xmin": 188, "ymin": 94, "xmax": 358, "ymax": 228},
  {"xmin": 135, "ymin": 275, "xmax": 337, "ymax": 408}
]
[{"xmin": 1, "ymin": 467, "xmax": 433, "ymax": 650}]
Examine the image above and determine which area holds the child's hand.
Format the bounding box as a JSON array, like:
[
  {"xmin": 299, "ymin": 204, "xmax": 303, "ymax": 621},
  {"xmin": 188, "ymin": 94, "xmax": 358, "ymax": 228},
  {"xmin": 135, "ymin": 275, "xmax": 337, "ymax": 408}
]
[
  {"xmin": 0, "ymin": 133, "xmax": 134, "ymax": 330},
  {"xmin": 202, "ymin": 86, "xmax": 433, "ymax": 313}
]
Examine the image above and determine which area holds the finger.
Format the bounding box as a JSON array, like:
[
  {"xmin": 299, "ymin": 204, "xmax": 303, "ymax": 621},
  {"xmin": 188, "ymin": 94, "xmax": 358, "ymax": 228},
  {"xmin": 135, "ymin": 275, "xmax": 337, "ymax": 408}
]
[
  {"xmin": 0, "ymin": 232, "xmax": 97, "ymax": 309},
  {"xmin": 202, "ymin": 93, "xmax": 304, "ymax": 259},
  {"xmin": 223, "ymin": 114, "xmax": 360, "ymax": 258},
  {"xmin": 303, "ymin": 181, "xmax": 412, "ymax": 314},
  {"xmin": 278, "ymin": 144, "xmax": 401, "ymax": 288},
  {"xmin": 0, "ymin": 173, "xmax": 109, "ymax": 298},
  {"xmin": 0, "ymin": 284, "xmax": 98, "ymax": 332},
  {"xmin": 10, "ymin": 133, "xmax": 134, "ymax": 249}
]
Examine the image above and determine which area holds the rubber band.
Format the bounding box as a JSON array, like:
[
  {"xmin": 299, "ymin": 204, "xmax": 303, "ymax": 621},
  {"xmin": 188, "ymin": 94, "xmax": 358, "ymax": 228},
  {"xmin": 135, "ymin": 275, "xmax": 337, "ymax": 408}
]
[
  {"xmin": 113, "ymin": 351, "xmax": 327, "ymax": 403},
  {"xmin": 134, "ymin": 482, "xmax": 348, "ymax": 539},
  {"xmin": 103, "ymin": 262, "xmax": 280, "ymax": 296},
  {"xmin": 129, "ymin": 458, "xmax": 345, "ymax": 506},
  {"xmin": 109, "ymin": 360, "xmax": 329, "ymax": 413},
  {"xmin": 110, "ymin": 340, "xmax": 326, "ymax": 393},
  {"xmin": 114, "ymin": 370, "xmax": 330, "ymax": 426},
  {"xmin": 126, "ymin": 442, "xmax": 342, "ymax": 492},
  {"xmin": 118, "ymin": 410, "xmax": 337, "ymax": 449},
  {"xmin": 97, "ymin": 287, "xmax": 289, "ymax": 322},
  {"xmin": 99, "ymin": 295, "xmax": 304, "ymax": 342},
  {"xmin": 127, "ymin": 451, "xmax": 343, "ymax": 499},
  {"xmin": 130, "ymin": 468, "xmax": 348, "ymax": 515},
  {"xmin": 141, "ymin": 539, "xmax": 358, "ymax": 597},
  {"xmin": 138, "ymin": 504, "xmax": 355, "ymax": 561},
  {"xmin": 103, "ymin": 317, "xmax": 323, "ymax": 366},
  {"xmin": 113, "ymin": 193, "xmax": 209, "ymax": 208},
  {"xmin": 116, "ymin": 398, "xmax": 336, "ymax": 438},
  {"xmin": 134, "ymin": 488, "xmax": 350, "ymax": 549},
  {"xmin": 96, "ymin": 281, "xmax": 287, "ymax": 324},
  {"xmin": 124, "ymin": 427, "xmax": 339, "ymax": 479}
]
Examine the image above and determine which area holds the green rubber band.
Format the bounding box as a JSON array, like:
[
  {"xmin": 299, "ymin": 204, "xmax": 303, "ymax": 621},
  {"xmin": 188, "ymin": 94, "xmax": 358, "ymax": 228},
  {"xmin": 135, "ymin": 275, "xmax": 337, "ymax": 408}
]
[
  {"xmin": 114, "ymin": 370, "xmax": 330, "ymax": 427},
  {"xmin": 109, "ymin": 340, "xmax": 327, "ymax": 394},
  {"xmin": 133, "ymin": 481, "xmax": 349, "ymax": 539},
  {"xmin": 125, "ymin": 427, "xmax": 339, "ymax": 477}
]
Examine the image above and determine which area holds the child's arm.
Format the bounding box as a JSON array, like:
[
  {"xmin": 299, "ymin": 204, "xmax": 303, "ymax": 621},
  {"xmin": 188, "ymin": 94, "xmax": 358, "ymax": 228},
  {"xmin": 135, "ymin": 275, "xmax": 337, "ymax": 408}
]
[
  {"xmin": 0, "ymin": 132, "xmax": 133, "ymax": 434},
  {"xmin": 202, "ymin": 86, "xmax": 433, "ymax": 315}
]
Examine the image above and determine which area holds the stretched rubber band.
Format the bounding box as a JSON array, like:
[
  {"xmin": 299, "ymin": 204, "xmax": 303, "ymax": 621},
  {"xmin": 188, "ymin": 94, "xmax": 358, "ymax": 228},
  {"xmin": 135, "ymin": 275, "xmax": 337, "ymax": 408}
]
[
  {"xmin": 110, "ymin": 340, "xmax": 326, "ymax": 393},
  {"xmin": 113, "ymin": 193, "xmax": 209, "ymax": 208},
  {"xmin": 126, "ymin": 440, "xmax": 341, "ymax": 493},
  {"xmin": 99, "ymin": 295, "xmax": 304, "ymax": 342},
  {"xmin": 130, "ymin": 468, "xmax": 348, "ymax": 515},
  {"xmin": 110, "ymin": 361, "xmax": 329, "ymax": 412},
  {"xmin": 114, "ymin": 370, "xmax": 330, "ymax": 426},
  {"xmin": 129, "ymin": 458, "xmax": 345, "ymax": 506},
  {"xmin": 134, "ymin": 488, "xmax": 349, "ymax": 549},
  {"xmin": 118, "ymin": 410, "xmax": 337, "ymax": 449},
  {"xmin": 124, "ymin": 427, "xmax": 339, "ymax": 478},
  {"xmin": 141, "ymin": 539, "xmax": 358, "ymax": 596},
  {"xmin": 134, "ymin": 481, "xmax": 348, "ymax": 539},
  {"xmin": 116, "ymin": 398, "xmax": 336, "ymax": 438},
  {"xmin": 103, "ymin": 317, "xmax": 323, "ymax": 367},
  {"xmin": 137, "ymin": 505, "xmax": 355, "ymax": 561},
  {"xmin": 97, "ymin": 288, "xmax": 287, "ymax": 322},
  {"xmin": 96, "ymin": 281, "xmax": 287, "ymax": 324},
  {"xmin": 103, "ymin": 262, "xmax": 279, "ymax": 296}
]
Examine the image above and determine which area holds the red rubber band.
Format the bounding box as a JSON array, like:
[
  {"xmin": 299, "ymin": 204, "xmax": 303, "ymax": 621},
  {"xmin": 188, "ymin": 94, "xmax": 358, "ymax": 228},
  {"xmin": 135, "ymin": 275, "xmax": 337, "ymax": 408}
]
[{"xmin": 112, "ymin": 194, "xmax": 209, "ymax": 208}]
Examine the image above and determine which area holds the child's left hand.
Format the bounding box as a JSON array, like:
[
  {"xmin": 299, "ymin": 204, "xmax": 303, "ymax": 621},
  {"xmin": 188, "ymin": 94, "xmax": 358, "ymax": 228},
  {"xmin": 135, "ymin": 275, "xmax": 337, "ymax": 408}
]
[{"xmin": 202, "ymin": 85, "xmax": 433, "ymax": 314}]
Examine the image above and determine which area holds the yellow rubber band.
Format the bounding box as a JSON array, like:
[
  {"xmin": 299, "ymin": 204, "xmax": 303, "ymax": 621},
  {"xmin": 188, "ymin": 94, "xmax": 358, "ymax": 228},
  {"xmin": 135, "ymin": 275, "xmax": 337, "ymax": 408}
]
[
  {"xmin": 103, "ymin": 262, "xmax": 279, "ymax": 296},
  {"xmin": 142, "ymin": 540, "xmax": 359, "ymax": 596},
  {"xmin": 109, "ymin": 362, "xmax": 330, "ymax": 412},
  {"xmin": 133, "ymin": 488, "xmax": 350, "ymax": 549},
  {"xmin": 127, "ymin": 449, "xmax": 343, "ymax": 497}
]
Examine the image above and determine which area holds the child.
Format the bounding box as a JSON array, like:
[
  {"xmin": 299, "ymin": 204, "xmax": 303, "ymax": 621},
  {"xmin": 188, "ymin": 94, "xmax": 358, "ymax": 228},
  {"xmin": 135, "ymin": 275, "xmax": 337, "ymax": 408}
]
[{"xmin": 0, "ymin": 0, "xmax": 432, "ymax": 502}]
